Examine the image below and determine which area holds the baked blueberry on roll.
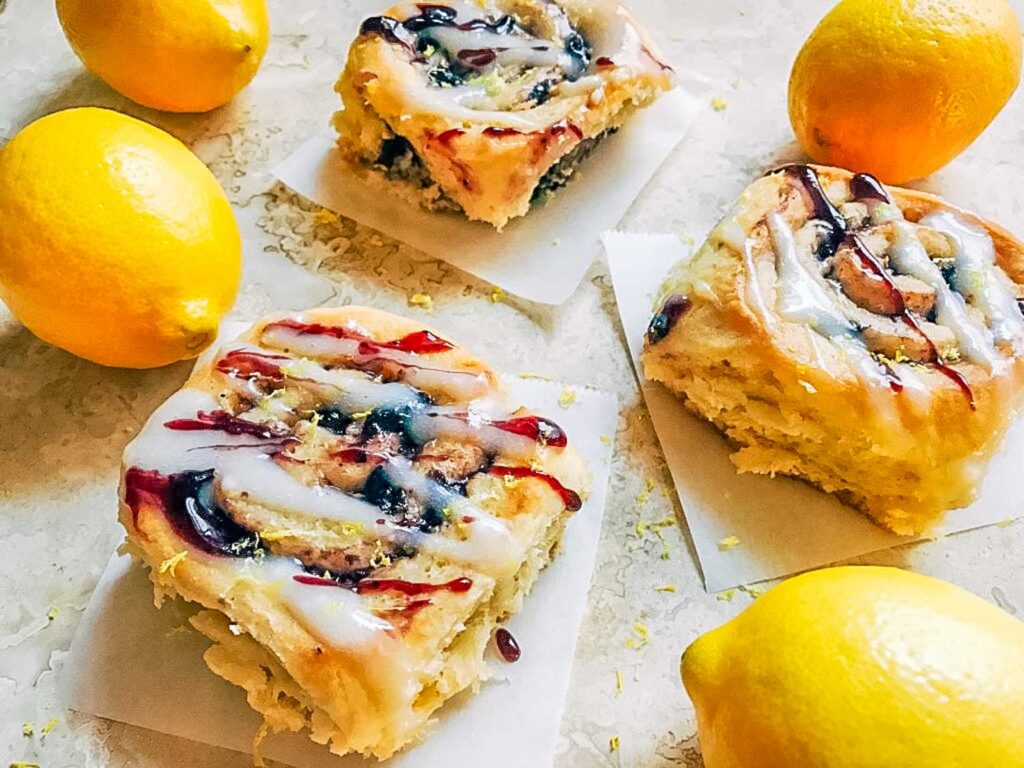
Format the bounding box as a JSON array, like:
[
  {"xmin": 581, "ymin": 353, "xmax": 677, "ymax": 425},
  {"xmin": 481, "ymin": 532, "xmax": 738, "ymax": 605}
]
[
  {"xmin": 644, "ymin": 165, "xmax": 1024, "ymax": 535},
  {"xmin": 333, "ymin": 0, "xmax": 674, "ymax": 229},
  {"xmin": 119, "ymin": 307, "xmax": 588, "ymax": 759}
]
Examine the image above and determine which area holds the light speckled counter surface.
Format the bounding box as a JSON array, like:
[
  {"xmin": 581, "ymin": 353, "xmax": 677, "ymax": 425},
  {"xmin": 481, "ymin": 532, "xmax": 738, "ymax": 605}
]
[{"xmin": 2, "ymin": 1, "xmax": 1023, "ymax": 766}]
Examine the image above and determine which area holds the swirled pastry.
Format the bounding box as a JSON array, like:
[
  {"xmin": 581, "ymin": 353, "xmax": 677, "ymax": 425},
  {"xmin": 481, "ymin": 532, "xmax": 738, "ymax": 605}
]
[
  {"xmin": 118, "ymin": 307, "xmax": 588, "ymax": 759},
  {"xmin": 644, "ymin": 165, "xmax": 1024, "ymax": 535},
  {"xmin": 333, "ymin": 0, "xmax": 674, "ymax": 229}
]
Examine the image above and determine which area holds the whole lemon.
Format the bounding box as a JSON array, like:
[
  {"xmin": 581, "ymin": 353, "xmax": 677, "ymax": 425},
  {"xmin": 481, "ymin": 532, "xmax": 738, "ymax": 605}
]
[
  {"xmin": 789, "ymin": 0, "xmax": 1022, "ymax": 183},
  {"xmin": 682, "ymin": 566, "xmax": 1024, "ymax": 768},
  {"xmin": 56, "ymin": 0, "xmax": 269, "ymax": 113},
  {"xmin": 0, "ymin": 108, "xmax": 241, "ymax": 368}
]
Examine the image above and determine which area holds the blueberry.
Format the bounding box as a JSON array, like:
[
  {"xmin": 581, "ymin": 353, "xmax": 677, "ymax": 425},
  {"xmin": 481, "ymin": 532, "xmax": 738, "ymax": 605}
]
[{"xmin": 315, "ymin": 406, "xmax": 352, "ymax": 435}]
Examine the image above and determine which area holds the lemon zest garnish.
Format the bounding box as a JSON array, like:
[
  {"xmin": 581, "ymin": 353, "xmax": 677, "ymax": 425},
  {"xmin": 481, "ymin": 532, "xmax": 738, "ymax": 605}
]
[
  {"xmin": 615, "ymin": 669, "xmax": 623, "ymax": 694},
  {"xmin": 600, "ymin": 435, "xmax": 611, "ymax": 446},
  {"xmin": 609, "ymin": 736, "xmax": 620, "ymax": 752},
  {"xmin": 502, "ymin": 474, "xmax": 524, "ymax": 489},
  {"xmin": 22, "ymin": 722, "xmax": 33, "ymax": 737},
  {"xmin": 370, "ymin": 542, "xmax": 392, "ymax": 568},
  {"xmin": 738, "ymin": 584, "xmax": 765, "ymax": 599},
  {"xmin": 11, "ymin": 763, "xmax": 41, "ymax": 768},
  {"xmin": 558, "ymin": 387, "xmax": 577, "ymax": 408},
  {"xmin": 408, "ymin": 292, "xmax": 434, "ymax": 311},
  {"xmin": 47, "ymin": 607, "xmax": 59, "ymax": 621},
  {"xmin": 40, "ymin": 717, "xmax": 58, "ymax": 736},
  {"xmin": 655, "ymin": 584, "xmax": 676, "ymax": 593},
  {"xmin": 717, "ymin": 535, "xmax": 740, "ymax": 551},
  {"xmin": 711, "ymin": 96, "xmax": 728, "ymax": 111},
  {"xmin": 489, "ymin": 286, "xmax": 506, "ymax": 303},
  {"xmin": 518, "ymin": 372, "xmax": 553, "ymax": 381},
  {"xmin": 159, "ymin": 551, "xmax": 189, "ymax": 577},
  {"xmin": 717, "ymin": 588, "xmax": 737, "ymax": 602}
]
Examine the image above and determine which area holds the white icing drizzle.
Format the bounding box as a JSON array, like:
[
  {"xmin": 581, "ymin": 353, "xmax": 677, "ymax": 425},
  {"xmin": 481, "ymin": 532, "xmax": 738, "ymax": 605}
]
[
  {"xmin": 259, "ymin": 324, "xmax": 492, "ymax": 402},
  {"xmin": 410, "ymin": 406, "xmax": 551, "ymax": 459},
  {"xmin": 123, "ymin": 315, "xmax": 576, "ymax": 665},
  {"xmin": 363, "ymin": 0, "xmax": 670, "ymax": 128},
  {"xmin": 379, "ymin": 460, "xmax": 523, "ymax": 576},
  {"xmin": 256, "ymin": 557, "xmax": 397, "ymax": 643},
  {"xmin": 889, "ymin": 222, "xmax": 1000, "ymax": 369},
  {"xmin": 921, "ymin": 211, "xmax": 1024, "ymax": 348},
  {"xmin": 767, "ymin": 212, "xmax": 856, "ymax": 338},
  {"xmin": 217, "ymin": 452, "xmax": 389, "ymax": 529},
  {"xmin": 123, "ymin": 389, "xmax": 287, "ymax": 474}
]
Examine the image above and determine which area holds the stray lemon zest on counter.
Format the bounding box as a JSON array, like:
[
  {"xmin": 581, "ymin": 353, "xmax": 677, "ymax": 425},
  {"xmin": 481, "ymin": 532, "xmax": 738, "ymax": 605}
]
[
  {"xmin": 40, "ymin": 717, "xmax": 58, "ymax": 736},
  {"xmin": 655, "ymin": 584, "xmax": 676, "ymax": 593},
  {"xmin": 159, "ymin": 551, "xmax": 188, "ymax": 577},
  {"xmin": 997, "ymin": 518, "xmax": 1015, "ymax": 528},
  {"xmin": 615, "ymin": 669, "xmax": 623, "ymax": 694},
  {"xmin": 46, "ymin": 607, "xmax": 58, "ymax": 621},
  {"xmin": 738, "ymin": 584, "xmax": 765, "ymax": 599},
  {"xmin": 625, "ymin": 621, "xmax": 650, "ymax": 650},
  {"xmin": 717, "ymin": 588, "xmax": 736, "ymax": 602},
  {"xmin": 518, "ymin": 372, "xmax": 553, "ymax": 381},
  {"xmin": 717, "ymin": 535, "xmax": 740, "ymax": 551},
  {"xmin": 609, "ymin": 735, "xmax": 620, "ymax": 752},
  {"xmin": 636, "ymin": 515, "xmax": 675, "ymax": 559},
  {"xmin": 11, "ymin": 763, "xmax": 41, "ymax": 768},
  {"xmin": 635, "ymin": 477, "xmax": 655, "ymax": 506},
  {"xmin": 22, "ymin": 722, "xmax": 33, "ymax": 737},
  {"xmin": 600, "ymin": 434, "xmax": 611, "ymax": 446},
  {"xmin": 489, "ymin": 286, "xmax": 506, "ymax": 303},
  {"xmin": 711, "ymin": 96, "xmax": 728, "ymax": 111},
  {"xmin": 408, "ymin": 292, "xmax": 434, "ymax": 311},
  {"xmin": 558, "ymin": 387, "xmax": 577, "ymax": 408}
]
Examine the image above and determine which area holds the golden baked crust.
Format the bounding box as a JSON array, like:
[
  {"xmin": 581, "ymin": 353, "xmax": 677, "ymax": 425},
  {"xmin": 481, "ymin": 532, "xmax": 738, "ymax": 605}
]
[
  {"xmin": 333, "ymin": 0, "xmax": 674, "ymax": 229},
  {"xmin": 643, "ymin": 165, "xmax": 1024, "ymax": 535},
  {"xmin": 118, "ymin": 307, "xmax": 589, "ymax": 759}
]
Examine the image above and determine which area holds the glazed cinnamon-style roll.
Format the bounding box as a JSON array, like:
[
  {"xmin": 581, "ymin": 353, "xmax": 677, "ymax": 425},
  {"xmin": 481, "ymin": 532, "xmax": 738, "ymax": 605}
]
[
  {"xmin": 333, "ymin": 0, "xmax": 674, "ymax": 229},
  {"xmin": 118, "ymin": 307, "xmax": 588, "ymax": 759},
  {"xmin": 644, "ymin": 165, "xmax": 1024, "ymax": 535}
]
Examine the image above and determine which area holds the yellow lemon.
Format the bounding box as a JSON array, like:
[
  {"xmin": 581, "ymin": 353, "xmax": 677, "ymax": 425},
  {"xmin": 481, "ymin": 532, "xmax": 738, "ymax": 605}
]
[
  {"xmin": 56, "ymin": 0, "xmax": 269, "ymax": 113},
  {"xmin": 789, "ymin": 0, "xmax": 1022, "ymax": 183},
  {"xmin": 0, "ymin": 108, "xmax": 241, "ymax": 368},
  {"xmin": 682, "ymin": 566, "xmax": 1024, "ymax": 768}
]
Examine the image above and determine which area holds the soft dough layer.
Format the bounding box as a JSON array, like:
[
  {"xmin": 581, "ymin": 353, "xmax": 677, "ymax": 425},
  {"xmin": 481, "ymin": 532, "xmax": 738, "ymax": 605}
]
[
  {"xmin": 118, "ymin": 307, "xmax": 589, "ymax": 759},
  {"xmin": 644, "ymin": 165, "xmax": 1024, "ymax": 535},
  {"xmin": 333, "ymin": 0, "xmax": 674, "ymax": 228}
]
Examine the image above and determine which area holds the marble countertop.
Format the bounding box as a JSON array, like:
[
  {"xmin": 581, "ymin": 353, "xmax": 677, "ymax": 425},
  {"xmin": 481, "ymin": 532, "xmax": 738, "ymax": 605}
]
[{"xmin": 2, "ymin": 1, "xmax": 1023, "ymax": 766}]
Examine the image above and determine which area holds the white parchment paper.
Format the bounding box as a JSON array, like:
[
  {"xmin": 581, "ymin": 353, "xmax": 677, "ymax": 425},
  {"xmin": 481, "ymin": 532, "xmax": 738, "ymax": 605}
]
[
  {"xmin": 61, "ymin": 376, "xmax": 618, "ymax": 768},
  {"xmin": 273, "ymin": 82, "xmax": 704, "ymax": 305},
  {"xmin": 603, "ymin": 231, "xmax": 1024, "ymax": 593}
]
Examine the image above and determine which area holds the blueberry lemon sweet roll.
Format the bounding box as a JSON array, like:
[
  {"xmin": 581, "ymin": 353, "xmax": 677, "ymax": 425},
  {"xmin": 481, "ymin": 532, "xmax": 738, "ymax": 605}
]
[
  {"xmin": 334, "ymin": 0, "xmax": 674, "ymax": 229},
  {"xmin": 644, "ymin": 165, "xmax": 1024, "ymax": 534},
  {"xmin": 119, "ymin": 307, "xmax": 589, "ymax": 759}
]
